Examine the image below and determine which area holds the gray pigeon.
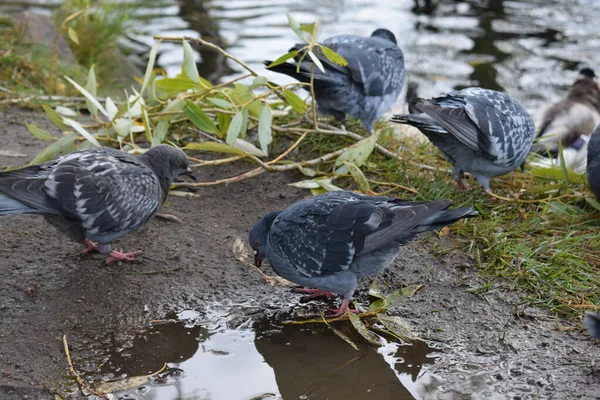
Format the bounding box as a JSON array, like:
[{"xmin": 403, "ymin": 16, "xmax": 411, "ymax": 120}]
[
  {"xmin": 584, "ymin": 312, "xmax": 600, "ymax": 339},
  {"xmin": 249, "ymin": 191, "xmax": 477, "ymax": 316},
  {"xmin": 391, "ymin": 88, "xmax": 536, "ymax": 194},
  {"xmin": 0, "ymin": 145, "xmax": 196, "ymax": 262},
  {"xmin": 587, "ymin": 124, "xmax": 600, "ymax": 200},
  {"xmin": 265, "ymin": 29, "xmax": 406, "ymax": 134},
  {"xmin": 533, "ymin": 68, "xmax": 600, "ymax": 157}
]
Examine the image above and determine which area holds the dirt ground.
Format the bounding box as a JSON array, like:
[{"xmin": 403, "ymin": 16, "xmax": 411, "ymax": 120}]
[{"xmin": 0, "ymin": 109, "xmax": 599, "ymax": 400}]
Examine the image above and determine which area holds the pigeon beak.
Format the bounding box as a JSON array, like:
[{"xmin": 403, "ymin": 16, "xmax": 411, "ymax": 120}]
[
  {"xmin": 183, "ymin": 167, "xmax": 197, "ymax": 181},
  {"xmin": 254, "ymin": 252, "xmax": 264, "ymax": 268}
]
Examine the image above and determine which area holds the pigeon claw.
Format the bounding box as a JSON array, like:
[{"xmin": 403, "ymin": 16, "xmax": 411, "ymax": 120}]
[
  {"xmin": 325, "ymin": 299, "xmax": 360, "ymax": 318},
  {"xmin": 106, "ymin": 249, "xmax": 143, "ymax": 263},
  {"xmin": 81, "ymin": 239, "xmax": 99, "ymax": 254}
]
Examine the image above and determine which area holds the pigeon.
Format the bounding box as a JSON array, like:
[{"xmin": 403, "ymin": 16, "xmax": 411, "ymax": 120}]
[
  {"xmin": 391, "ymin": 88, "xmax": 536, "ymax": 194},
  {"xmin": 0, "ymin": 145, "xmax": 196, "ymax": 262},
  {"xmin": 249, "ymin": 191, "xmax": 477, "ymax": 316},
  {"xmin": 587, "ymin": 124, "xmax": 600, "ymax": 200},
  {"xmin": 532, "ymin": 68, "xmax": 600, "ymax": 157},
  {"xmin": 265, "ymin": 28, "xmax": 406, "ymax": 134},
  {"xmin": 584, "ymin": 312, "xmax": 600, "ymax": 339}
]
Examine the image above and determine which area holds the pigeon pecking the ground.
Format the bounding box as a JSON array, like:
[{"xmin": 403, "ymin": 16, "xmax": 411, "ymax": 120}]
[
  {"xmin": 532, "ymin": 68, "xmax": 600, "ymax": 158},
  {"xmin": 249, "ymin": 191, "xmax": 477, "ymax": 317},
  {"xmin": 587, "ymin": 124, "xmax": 600, "ymax": 201},
  {"xmin": 0, "ymin": 145, "xmax": 196, "ymax": 263},
  {"xmin": 265, "ymin": 28, "xmax": 406, "ymax": 134},
  {"xmin": 391, "ymin": 88, "xmax": 536, "ymax": 195},
  {"xmin": 584, "ymin": 312, "xmax": 600, "ymax": 339}
]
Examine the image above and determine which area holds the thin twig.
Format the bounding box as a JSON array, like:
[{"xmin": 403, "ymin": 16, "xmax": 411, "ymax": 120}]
[
  {"xmin": 187, "ymin": 127, "xmax": 224, "ymax": 143},
  {"xmin": 63, "ymin": 335, "xmax": 108, "ymax": 399},
  {"xmin": 155, "ymin": 213, "xmax": 184, "ymax": 224}
]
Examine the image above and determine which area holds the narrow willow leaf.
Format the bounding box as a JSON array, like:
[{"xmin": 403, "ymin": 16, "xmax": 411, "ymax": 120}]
[
  {"xmin": 154, "ymin": 77, "xmax": 203, "ymax": 93},
  {"xmin": 226, "ymin": 111, "xmax": 244, "ymax": 145},
  {"xmin": 286, "ymin": 12, "xmax": 307, "ymax": 42},
  {"xmin": 283, "ymin": 89, "xmax": 307, "ymax": 114},
  {"xmin": 267, "ymin": 49, "xmax": 300, "ymax": 69},
  {"xmin": 316, "ymin": 179, "xmax": 343, "ymax": 192},
  {"xmin": 55, "ymin": 106, "xmax": 77, "ymax": 117},
  {"xmin": 85, "ymin": 64, "xmax": 97, "ymax": 116},
  {"xmin": 239, "ymin": 108, "xmax": 249, "ymax": 138},
  {"xmin": 62, "ymin": 118, "xmax": 100, "ymax": 147},
  {"xmin": 399, "ymin": 284, "xmax": 423, "ymax": 297},
  {"xmin": 25, "ymin": 123, "xmax": 54, "ymax": 141},
  {"xmin": 41, "ymin": 104, "xmax": 67, "ymax": 130},
  {"xmin": 258, "ymin": 106, "xmax": 272, "ymax": 155},
  {"xmin": 29, "ymin": 134, "xmax": 77, "ymax": 165},
  {"xmin": 141, "ymin": 107, "xmax": 152, "ymax": 143},
  {"xmin": 300, "ymin": 22, "xmax": 315, "ymax": 34},
  {"xmin": 298, "ymin": 166, "xmax": 316, "ymax": 177},
  {"xmin": 250, "ymin": 76, "xmax": 268, "ymax": 88},
  {"xmin": 335, "ymin": 133, "xmax": 379, "ymax": 172},
  {"xmin": 368, "ymin": 279, "xmax": 385, "ymax": 299},
  {"xmin": 308, "ymin": 50, "xmax": 325, "ymax": 73},
  {"xmin": 64, "ymin": 76, "xmax": 107, "ymax": 117},
  {"xmin": 234, "ymin": 139, "xmax": 266, "ymax": 157},
  {"xmin": 207, "ymin": 98, "xmax": 234, "ymax": 109},
  {"xmin": 62, "ymin": 8, "xmax": 87, "ymax": 25},
  {"xmin": 185, "ymin": 142, "xmax": 249, "ymax": 157},
  {"xmin": 377, "ymin": 314, "xmax": 418, "ymax": 341},
  {"xmin": 184, "ymin": 101, "xmax": 218, "ymax": 134},
  {"xmin": 385, "ymin": 285, "xmax": 423, "ymax": 308},
  {"xmin": 340, "ymin": 161, "xmax": 370, "ymax": 192},
  {"xmin": 105, "ymin": 97, "xmax": 118, "ymax": 120},
  {"xmin": 322, "ymin": 315, "xmax": 359, "ymax": 351},
  {"xmin": 152, "ymin": 120, "xmax": 169, "ymax": 146},
  {"xmin": 67, "ymin": 27, "xmax": 79, "ymax": 45},
  {"xmin": 97, "ymin": 364, "xmax": 166, "ymax": 394},
  {"xmin": 321, "ymin": 45, "xmax": 348, "ymax": 66},
  {"xmin": 113, "ymin": 118, "xmax": 132, "ymax": 137},
  {"xmin": 367, "ymin": 299, "xmax": 386, "ymax": 313},
  {"xmin": 548, "ymin": 201, "xmax": 586, "ymax": 216},
  {"xmin": 182, "ymin": 40, "xmax": 200, "ymax": 83},
  {"xmin": 141, "ymin": 40, "xmax": 161, "ymax": 95},
  {"xmin": 530, "ymin": 166, "xmax": 586, "ymax": 184},
  {"xmin": 289, "ymin": 179, "xmax": 320, "ymax": 189},
  {"xmin": 348, "ymin": 313, "xmax": 382, "ymax": 346},
  {"xmin": 584, "ymin": 196, "xmax": 600, "ymax": 211}
]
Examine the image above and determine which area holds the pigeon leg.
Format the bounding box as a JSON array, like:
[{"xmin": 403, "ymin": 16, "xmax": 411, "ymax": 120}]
[
  {"xmin": 81, "ymin": 239, "xmax": 99, "ymax": 254},
  {"xmin": 454, "ymin": 169, "xmax": 469, "ymax": 190},
  {"xmin": 106, "ymin": 249, "xmax": 143, "ymax": 263},
  {"xmin": 326, "ymin": 299, "xmax": 360, "ymax": 317},
  {"xmin": 294, "ymin": 288, "xmax": 336, "ymax": 299}
]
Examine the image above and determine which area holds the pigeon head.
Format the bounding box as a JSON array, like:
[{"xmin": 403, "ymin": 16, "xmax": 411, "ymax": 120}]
[
  {"xmin": 579, "ymin": 67, "xmax": 596, "ymax": 79},
  {"xmin": 249, "ymin": 211, "xmax": 280, "ymax": 267},
  {"xmin": 142, "ymin": 145, "xmax": 197, "ymax": 185},
  {"xmin": 371, "ymin": 28, "xmax": 397, "ymax": 45}
]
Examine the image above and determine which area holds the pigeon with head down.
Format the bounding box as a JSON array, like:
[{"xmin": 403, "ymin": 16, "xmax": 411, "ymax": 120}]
[
  {"xmin": 265, "ymin": 28, "xmax": 406, "ymax": 134},
  {"xmin": 0, "ymin": 144, "xmax": 196, "ymax": 262},
  {"xmin": 249, "ymin": 191, "xmax": 477, "ymax": 317},
  {"xmin": 391, "ymin": 88, "xmax": 536, "ymax": 195}
]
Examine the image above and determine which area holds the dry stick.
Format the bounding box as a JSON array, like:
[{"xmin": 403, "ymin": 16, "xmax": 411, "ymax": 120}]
[
  {"xmin": 155, "ymin": 213, "xmax": 184, "ymax": 224},
  {"xmin": 187, "ymin": 127, "xmax": 224, "ymax": 143},
  {"xmin": 190, "ymin": 155, "xmax": 245, "ymax": 167},
  {"xmin": 63, "ymin": 335, "xmax": 108, "ymax": 399}
]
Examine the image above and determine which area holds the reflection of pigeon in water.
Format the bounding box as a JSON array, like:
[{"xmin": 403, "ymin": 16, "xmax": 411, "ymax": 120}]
[
  {"xmin": 249, "ymin": 191, "xmax": 477, "ymax": 316},
  {"xmin": 533, "ymin": 68, "xmax": 600, "ymax": 158},
  {"xmin": 0, "ymin": 145, "xmax": 196, "ymax": 262},
  {"xmin": 391, "ymin": 88, "xmax": 536, "ymax": 195},
  {"xmin": 588, "ymin": 124, "xmax": 600, "ymax": 201},
  {"xmin": 265, "ymin": 29, "xmax": 406, "ymax": 134},
  {"xmin": 584, "ymin": 312, "xmax": 600, "ymax": 339}
]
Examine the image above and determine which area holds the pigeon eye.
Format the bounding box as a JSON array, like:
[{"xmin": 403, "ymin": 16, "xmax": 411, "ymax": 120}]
[
  {"xmin": 253, "ymin": 240, "xmax": 260, "ymax": 246},
  {"xmin": 178, "ymin": 164, "xmax": 183, "ymax": 168}
]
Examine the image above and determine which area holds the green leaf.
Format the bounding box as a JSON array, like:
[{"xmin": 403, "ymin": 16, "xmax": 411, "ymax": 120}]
[
  {"xmin": 531, "ymin": 166, "xmax": 586, "ymax": 184},
  {"xmin": 385, "ymin": 284, "xmax": 424, "ymax": 308},
  {"xmin": 341, "ymin": 161, "xmax": 370, "ymax": 192},
  {"xmin": 322, "ymin": 314, "xmax": 359, "ymax": 351},
  {"xmin": 239, "ymin": 108, "xmax": 249, "ymax": 138},
  {"xmin": 367, "ymin": 299, "xmax": 386, "ymax": 313},
  {"xmin": 258, "ymin": 106, "xmax": 272, "ymax": 155},
  {"xmin": 41, "ymin": 104, "xmax": 67, "ymax": 130},
  {"xmin": 320, "ymin": 45, "xmax": 348, "ymax": 66},
  {"xmin": 183, "ymin": 101, "xmax": 218, "ymax": 134},
  {"xmin": 226, "ymin": 111, "xmax": 244, "ymax": 145},
  {"xmin": 141, "ymin": 40, "xmax": 161, "ymax": 96},
  {"xmin": 62, "ymin": 8, "xmax": 87, "ymax": 26},
  {"xmin": 85, "ymin": 64, "xmax": 97, "ymax": 116},
  {"xmin": 308, "ymin": 50, "xmax": 325, "ymax": 73},
  {"xmin": 286, "ymin": 12, "xmax": 307, "ymax": 42},
  {"xmin": 283, "ymin": 89, "xmax": 308, "ymax": 114},
  {"xmin": 233, "ymin": 138, "xmax": 266, "ymax": 157},
  {"xmin": 29, "ymin": 134, "xmax": 77, "ymax": 165},
  {"xmin": 96, "ymin": 364, "xmax": 166, "ymax": 394},
  {"xmin": 182, "ymin": 40, "xmax": 200, "ymax": 83},
  {"xmin": 399, "ymin": 284, "xmax": 423, "ymax": 297},
  {"xmin": 548, "ymin": 201, "xmax": 586, "ymax": 216},
  {"xmin": 62, "ymin": 118, "xmax": 100, "ymax": 147},
  {"xmin": 300, "ymin": 23, "xmax": 315, "ymax": 34},
  {"xmin": 348, "ymin": 313, "xmax": 382, "ymax": 346},
  {"xmin": 584, "ymin": 196, "xmax": 600, "ymax": 212},
  {"xmin": 207, "ymin": 97, "xmax": 234, "ymax": 109},
  {"xmin": 250, "ymin": 76, "xmax": 268, "ymax": 88},
  {"xmin": 154, "ymin": 77, "xmax": 204, "ymax": 94},
  {"xmin": 67, "ymin": 27, "xmax": 79, "ymax": 45},
  {"xmin": 368, "ymin": 279, "xmax": 385, "ymax": 299},
  {"xmin": 266, "ymin": 49, "xmax": 300, "ymax": 69},
  {"xmin": 64, "ymin": 76, "xmax": 107, "ymax": 117},
  {"xmin": 25, "ymin": 123, "xmax": 54, "ymax": 141},
  {"xmin": 184, "ymin": 142, "xmax": 250, "ymax": 157},
  {"xmin": 335, "ymin": 133, "xmax": 379, "ymax": 173},
  {"xmin": 316, "ymin": 179, "xmax": 343, "ymax": 192},
  {"xmin": 152, "ymin": 120, "xmax": 169, "ymax": 146},
  {"xmin": 377, "ymin": 314, "xmax": 418, "ymax": 341},
  {"xmin": 141, "ymin": 107, "xmax": 152, "ymax": 143},
  {"xmin": 298, "ymin": 166, "xmax": 316, "ymax": 177}
]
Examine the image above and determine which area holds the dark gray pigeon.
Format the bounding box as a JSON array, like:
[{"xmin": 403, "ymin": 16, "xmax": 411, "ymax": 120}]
[
  {"xmin": 533, "ymin": 68, "xmax": 600, "ymax": 157},
  {"xmin": 584, "ymin": 312, "xmax": 600, "ymax": 339},
  {"xmin": 391, "ymin": 88, "xmax": 536, "ymax": 195},
  {"xmin": 265, "ymin": 29, "xmax": 406, "ymax": 134},
  {"xmin": 249, "ymin": 191, "xmax": 477, "ymax": 316},
  {"xmin": 587, "ymin": 124, "xmax": 600, "ymax": 200},
  {"xmin": 0, "ymin": 145, "xmax": 196, "ymax": 263}
]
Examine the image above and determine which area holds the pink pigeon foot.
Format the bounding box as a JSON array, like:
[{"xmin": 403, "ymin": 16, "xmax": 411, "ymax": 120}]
[
  {"xmin": 106, "ymin": 250, "xmax": 143, "ymax": 263},
  {"xmin": 456, "ymin": 179, "xmax": 469, "ymax": 190},
  {"xmin": 294, "ymin": 288, "xmax": 336, "ymax": 299},
  {"xmin": 325, "ymin": 299, "xmax": 360, "ymax": 317},
  {"xmin": 81, "ymin": 239, "xmax": 98, "ymax": 254}
]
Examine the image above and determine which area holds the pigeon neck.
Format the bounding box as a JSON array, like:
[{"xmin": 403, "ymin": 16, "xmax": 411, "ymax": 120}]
[{"xmin": 139, "ymin": 152, "xmax": 172, "ymax": 199}]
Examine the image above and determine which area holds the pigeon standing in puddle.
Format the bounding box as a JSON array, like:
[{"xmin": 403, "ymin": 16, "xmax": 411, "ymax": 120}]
[
  {"xmin": 249, "ymin": 191, "xmax": 477, "ymax": 317},
  {"xmin": 0, "ymin": 145, "xmax": 196, "ymax": 262},
  {"xmin": 265, "ymin": 28, "xmax": 406, "ymax": 134}
]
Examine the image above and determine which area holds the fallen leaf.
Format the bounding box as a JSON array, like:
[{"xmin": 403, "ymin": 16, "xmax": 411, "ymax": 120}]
[{"xmin": 232, "ymin": 237, "xmax": 248, "ymax": 262}]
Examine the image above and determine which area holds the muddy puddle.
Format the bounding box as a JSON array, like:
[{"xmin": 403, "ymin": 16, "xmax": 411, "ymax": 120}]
[{"xmin": 79, "ymin": 305, "xmax": 450, "ymax": 400}]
